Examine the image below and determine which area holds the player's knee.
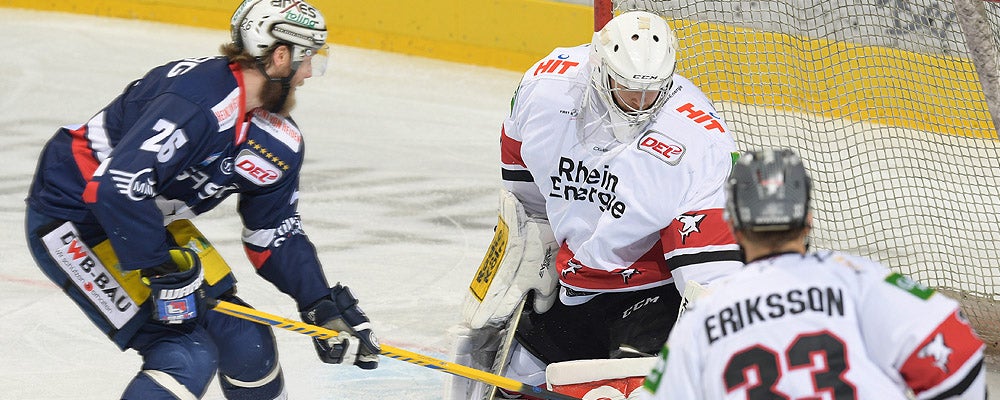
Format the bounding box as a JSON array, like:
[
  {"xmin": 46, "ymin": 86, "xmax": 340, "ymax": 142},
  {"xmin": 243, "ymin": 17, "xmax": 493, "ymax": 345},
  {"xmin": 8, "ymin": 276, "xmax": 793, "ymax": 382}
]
[
  {"xmin": 127, "ymin": 330, "xmax": 219, "ymax": 399},
  {"xmin": 219, "ymin": 363, "xmax": 285, "ymax": 400},
  {"xmin": 122, "ymin": 345, "xmax": 218, "ymax": 400},
  {"xmin": 215, "ymin": 320, "xmax": 283, "ymax": 399}
]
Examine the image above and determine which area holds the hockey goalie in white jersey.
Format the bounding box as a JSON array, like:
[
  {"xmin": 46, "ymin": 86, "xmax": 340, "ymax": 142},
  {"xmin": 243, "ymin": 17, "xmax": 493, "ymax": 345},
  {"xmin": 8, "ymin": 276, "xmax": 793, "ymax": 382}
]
[
  {"xmin": 639, "ymin": 149, "xmax": 987, "ymax": 399},
  {"xmin": 449, "ymin": 11, "xmax": 744, "ymax": 399}
]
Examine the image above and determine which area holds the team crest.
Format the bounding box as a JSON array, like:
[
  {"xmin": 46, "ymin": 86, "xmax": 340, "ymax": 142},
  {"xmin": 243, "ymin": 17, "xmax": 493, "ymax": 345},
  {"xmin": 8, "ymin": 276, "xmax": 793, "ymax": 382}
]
[{"xmin": 676, "ymin": 213, "xmax": 706, "ymax": 244}]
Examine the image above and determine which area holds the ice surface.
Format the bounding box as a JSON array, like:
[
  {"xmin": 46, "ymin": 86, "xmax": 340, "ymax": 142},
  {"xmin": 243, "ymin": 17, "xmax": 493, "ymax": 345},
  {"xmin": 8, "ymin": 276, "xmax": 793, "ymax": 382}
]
[{"xmin": 0, "ymin": 7, "xmax": 995, "ymax": 399}]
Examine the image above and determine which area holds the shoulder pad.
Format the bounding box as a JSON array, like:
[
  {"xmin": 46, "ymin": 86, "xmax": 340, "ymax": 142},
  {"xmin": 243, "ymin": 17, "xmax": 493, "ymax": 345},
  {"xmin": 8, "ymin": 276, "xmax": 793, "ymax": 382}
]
[
  {"xmin": 249, "ymin": 109, "xmax": 303, "ymax": 153},
  {"xmin": 522, "ymin": 45, "xmax": 591, "ymax": 83},
  {"xmin": 235, "ymin": 110, "xmax": 303, "ymax": 187}
]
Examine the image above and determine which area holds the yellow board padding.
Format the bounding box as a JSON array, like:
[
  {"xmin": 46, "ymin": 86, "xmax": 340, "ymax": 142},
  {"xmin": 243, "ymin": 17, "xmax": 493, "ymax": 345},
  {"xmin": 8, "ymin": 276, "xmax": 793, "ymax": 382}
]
[
  {"xmin": 90, "ymin": 219, "xmax": 234, "ymax": 304},
  {"xmin": 1, "ymin": 0, "xmax": 994, "ymax": 137},
  {"xmin": 676, "ymin": 20, "xmax": 996, "ymax": 139},
  {"xmin": 469, "ymin": 215, "xmax": 510, "ymax": 302},
  {"xmin": 0, "ymin": 0, "xmax": 593, "ymax": 72}
]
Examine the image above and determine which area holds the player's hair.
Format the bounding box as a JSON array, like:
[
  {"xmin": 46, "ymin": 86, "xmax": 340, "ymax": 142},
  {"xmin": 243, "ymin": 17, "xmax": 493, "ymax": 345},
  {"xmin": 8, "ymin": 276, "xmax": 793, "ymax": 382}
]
[
  {"xmin": 737, "ymin": 227, "xmax": 808, "ymax": 247},
  {"xmin": 220, "ymin": 42, "xmax": 278, "ymax": 69}
]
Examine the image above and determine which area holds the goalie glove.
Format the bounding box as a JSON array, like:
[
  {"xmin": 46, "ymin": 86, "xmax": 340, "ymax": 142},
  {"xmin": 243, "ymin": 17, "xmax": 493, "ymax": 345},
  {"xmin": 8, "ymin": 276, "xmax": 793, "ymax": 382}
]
[
  {"xmin": 301, "ymin": 284, "xmax": 381, "ymax": 369},
  {"xmin": 463, "ymin": 189, "xmax": 559, "ymax": 329}
]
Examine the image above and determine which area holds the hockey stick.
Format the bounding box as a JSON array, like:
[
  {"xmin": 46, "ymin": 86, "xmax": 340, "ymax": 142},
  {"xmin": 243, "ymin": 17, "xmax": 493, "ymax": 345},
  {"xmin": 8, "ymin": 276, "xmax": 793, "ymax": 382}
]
[{"xmin": 209, "ymin": 299, "xmax": 581, "ymax": 400}]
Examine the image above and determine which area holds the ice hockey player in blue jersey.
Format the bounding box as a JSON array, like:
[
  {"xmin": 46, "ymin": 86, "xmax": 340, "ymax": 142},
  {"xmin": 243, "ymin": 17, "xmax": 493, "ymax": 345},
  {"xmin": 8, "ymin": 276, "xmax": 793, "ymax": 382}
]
[{"xmin": 23, "ymin": 1, "xmax": 380, "ymax": 399}]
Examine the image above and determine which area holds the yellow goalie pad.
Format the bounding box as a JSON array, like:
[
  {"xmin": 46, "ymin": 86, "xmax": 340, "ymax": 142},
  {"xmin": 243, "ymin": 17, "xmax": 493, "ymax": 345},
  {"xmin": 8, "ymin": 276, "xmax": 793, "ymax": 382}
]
[{"xmin": 463, "ymin": 189, "xmax": 558, "ymax": 329}]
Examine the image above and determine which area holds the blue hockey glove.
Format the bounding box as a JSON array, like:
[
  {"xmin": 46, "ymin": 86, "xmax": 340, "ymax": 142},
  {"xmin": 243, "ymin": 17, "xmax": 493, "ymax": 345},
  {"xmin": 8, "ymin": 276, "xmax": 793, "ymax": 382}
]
[
  {"xmin": 142, "ymin": 247, "xmax": 206, "ymax": 325},
  {"xmin": 301, "ymin": 284, "xmax": 381, "ymax": 369}
]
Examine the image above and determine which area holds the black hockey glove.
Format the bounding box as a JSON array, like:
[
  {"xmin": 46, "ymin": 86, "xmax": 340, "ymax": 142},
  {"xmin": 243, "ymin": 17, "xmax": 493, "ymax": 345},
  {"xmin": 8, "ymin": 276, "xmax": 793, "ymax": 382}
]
[
  {"xmin": 301, "ymin": 284, "xmax": 381, "ymax": 369},
  {"xmin": 142, "ymin": 247, "xmax": 206, "ymax": 325}
]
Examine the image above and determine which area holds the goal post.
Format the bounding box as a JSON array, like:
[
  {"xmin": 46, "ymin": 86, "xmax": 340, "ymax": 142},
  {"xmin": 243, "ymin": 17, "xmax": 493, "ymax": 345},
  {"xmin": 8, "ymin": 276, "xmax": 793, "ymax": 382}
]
[{"xmin": 595, "ymin": 0, "xmax": 1000, "ymax": 356}]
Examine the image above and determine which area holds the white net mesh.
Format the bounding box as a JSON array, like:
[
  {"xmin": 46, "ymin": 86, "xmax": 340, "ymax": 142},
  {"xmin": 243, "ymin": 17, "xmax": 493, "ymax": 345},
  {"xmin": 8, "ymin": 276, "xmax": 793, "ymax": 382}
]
[{"xmin": 605, "ymin": 0, "xmax": 1000, "ymax": 355}]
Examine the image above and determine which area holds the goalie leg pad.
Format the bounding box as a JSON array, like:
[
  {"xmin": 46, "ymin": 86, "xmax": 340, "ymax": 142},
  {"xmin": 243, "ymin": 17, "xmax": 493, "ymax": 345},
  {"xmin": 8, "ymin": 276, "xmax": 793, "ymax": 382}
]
[
  {"xmin": 463, "ymin": 189, "xmax": 558, "ymax": 329},
  {"xmin": 446, "ymin": 323, "xmax": 502, "ymax": 400},
  {"xmin": 545, "ymin": 358, "xmax": 657, "ymax": 400}
]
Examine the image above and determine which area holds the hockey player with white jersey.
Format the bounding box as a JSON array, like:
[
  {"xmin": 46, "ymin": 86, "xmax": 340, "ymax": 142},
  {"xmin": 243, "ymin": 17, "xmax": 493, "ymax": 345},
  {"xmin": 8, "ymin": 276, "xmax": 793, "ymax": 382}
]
[
  {"xmin": 24, "ymin": 1, "xmax": 380, "ymax": 399},
  {"xmin": 451, "ymin": 11, "xmax": 743, "ymax": 399},
  {"xmin": 639, "ymin": 149, "xmax": 987, "ymax": 399}
]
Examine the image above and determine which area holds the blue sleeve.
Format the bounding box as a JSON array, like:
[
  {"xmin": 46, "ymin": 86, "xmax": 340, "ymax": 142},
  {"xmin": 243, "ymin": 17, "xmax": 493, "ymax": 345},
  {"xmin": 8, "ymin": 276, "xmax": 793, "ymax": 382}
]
[
  {"xmin": 87, "ymin": 93, "xmax": 213, "ymax": 270},
  {"xmin": 239, "ymin": 169, "xmax": 330, "ymax": 310}
]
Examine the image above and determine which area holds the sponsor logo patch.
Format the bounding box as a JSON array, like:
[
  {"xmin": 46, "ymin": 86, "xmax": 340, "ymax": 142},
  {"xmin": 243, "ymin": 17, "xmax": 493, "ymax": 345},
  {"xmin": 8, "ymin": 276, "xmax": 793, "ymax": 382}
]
[
  {"xmin": 212, "ymin": 88, "xmax": 242, "ymax": 132},
  {"xmin": 109, "ymin": 168, "xmax": 156, "ymax": 200},
  {"xmin": 251, "ymin": 109, "xmax": 302, "ymax": 152},
  {"xmin": 470, "ymin": 216, "xmax": 508, "ymax": 301},
  {"xmin": 533, "ymin": 56, "xmax": 580, "ymax": 76},
  {"xmin": 41, "ymin": 222, "xmax": 138, "ymax": 329},
  {"xmin": 638, "ymin": 131, "xmax": 686, "ymax": 165},
  {"xmin": 885, "ymin": 272, "xmax": 935, "ymax": 299},
  {"xmin": 235, "ymin": 149, "xmax": 282, "ymax": 186}
]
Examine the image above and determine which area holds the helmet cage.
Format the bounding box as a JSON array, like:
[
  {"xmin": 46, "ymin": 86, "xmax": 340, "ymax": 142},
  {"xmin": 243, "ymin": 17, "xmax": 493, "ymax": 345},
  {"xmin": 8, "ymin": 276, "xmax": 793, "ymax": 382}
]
[
  {"xmin": 725, "ymin": 149, "xmax": 812, "ymax": 232},
  {"xmin": 592, "ymin": 60, "xmax": 672, "ymax": 126},
  {"xmin": 589, "ymin": 11, "xmax": 678, "ymax": 138}
]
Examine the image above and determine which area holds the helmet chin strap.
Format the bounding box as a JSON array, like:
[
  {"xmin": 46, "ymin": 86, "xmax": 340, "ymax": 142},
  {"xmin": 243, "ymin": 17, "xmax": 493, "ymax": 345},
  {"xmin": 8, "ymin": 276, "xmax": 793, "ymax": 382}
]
[{"xmin": 254, "ymin": 59, "xmax": 296, "ymax": 113}]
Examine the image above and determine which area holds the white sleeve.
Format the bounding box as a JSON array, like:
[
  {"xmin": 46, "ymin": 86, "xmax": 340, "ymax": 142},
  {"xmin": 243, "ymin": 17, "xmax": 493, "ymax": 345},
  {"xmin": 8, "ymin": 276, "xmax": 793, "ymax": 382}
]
[{"xmin": 500, "ymin": 79, "xmax": 547, "ymax": 218}]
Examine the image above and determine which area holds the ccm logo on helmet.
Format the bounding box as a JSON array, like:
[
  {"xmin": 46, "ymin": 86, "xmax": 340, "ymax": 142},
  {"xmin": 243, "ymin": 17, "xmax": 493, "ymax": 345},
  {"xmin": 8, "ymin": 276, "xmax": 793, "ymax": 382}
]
[
  {"xmin": 235, "ymin": 149, "xmax": 282, "ymax": 185},
  {"xmin": 632, "ymin": 74, "xmax": 659, "ymax": 80},
  {"xmin": 638, "ymin": 131, "xmax": 686, "ymax": 165}
]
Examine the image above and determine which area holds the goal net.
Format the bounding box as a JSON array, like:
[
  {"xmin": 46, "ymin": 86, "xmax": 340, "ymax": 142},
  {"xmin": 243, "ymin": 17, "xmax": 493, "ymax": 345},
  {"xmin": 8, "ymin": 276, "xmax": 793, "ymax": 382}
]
[{"xmin": 596, "ymin": 0, "xmax": 1000, "ymax": 356}]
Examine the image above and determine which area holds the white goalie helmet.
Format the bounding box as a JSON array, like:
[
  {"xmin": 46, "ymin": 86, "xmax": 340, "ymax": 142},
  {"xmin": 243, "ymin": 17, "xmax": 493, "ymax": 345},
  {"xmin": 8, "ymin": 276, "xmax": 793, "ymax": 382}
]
[
  {"xmin": 590, "ymin": 11, "xmax": 678, "ymax": 142},
  {"xmin": 231, "ymin": 0, "xmax": 329, "ymax": 73}
]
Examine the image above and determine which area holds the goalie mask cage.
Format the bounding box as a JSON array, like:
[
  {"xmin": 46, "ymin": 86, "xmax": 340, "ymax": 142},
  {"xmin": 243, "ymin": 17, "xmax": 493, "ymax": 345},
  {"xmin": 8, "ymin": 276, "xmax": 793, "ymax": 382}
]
[{"xmin": 595, "ymin": 0, "xmax": 1000, "ymax": 357}]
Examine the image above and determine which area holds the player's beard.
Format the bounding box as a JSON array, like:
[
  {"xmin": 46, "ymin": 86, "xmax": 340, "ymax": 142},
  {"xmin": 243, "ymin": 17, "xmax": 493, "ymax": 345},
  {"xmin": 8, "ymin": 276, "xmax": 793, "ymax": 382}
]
[{"xmin": 260, "ymin": 79, "xmax": 297, "ymax": 115}]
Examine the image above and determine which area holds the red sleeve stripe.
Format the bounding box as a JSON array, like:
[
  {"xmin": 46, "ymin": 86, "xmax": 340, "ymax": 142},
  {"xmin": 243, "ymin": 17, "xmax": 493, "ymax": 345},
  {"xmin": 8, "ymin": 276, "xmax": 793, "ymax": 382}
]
[
  {"xmin": 500, "ymin": 126, "xmax": 526, "ymax": 168},
  {"xmin": 899, "ymin": 310, "xmax": 985, "ymax": 396},
  {"xmin": 244, "ymin": 246, "xmax": 272, "ymax": 270},
  {"xmin": 69, "ymin": 125, "xmax": 100, "ymax": 181}
]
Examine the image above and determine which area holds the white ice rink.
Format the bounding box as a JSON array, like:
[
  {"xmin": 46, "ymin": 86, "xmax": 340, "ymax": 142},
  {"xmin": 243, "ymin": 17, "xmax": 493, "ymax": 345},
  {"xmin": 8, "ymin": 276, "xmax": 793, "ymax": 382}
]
[{"xmin": 0, "ymin": 7, "xmax": 996, "ymax": 399}]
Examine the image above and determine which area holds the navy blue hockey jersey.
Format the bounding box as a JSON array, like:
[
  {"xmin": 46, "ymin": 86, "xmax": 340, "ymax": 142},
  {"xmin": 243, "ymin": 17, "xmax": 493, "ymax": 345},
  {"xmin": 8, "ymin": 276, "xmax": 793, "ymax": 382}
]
[{"xmin": 27, "ymin": 57, "xmax": 329, "ymax": 309}]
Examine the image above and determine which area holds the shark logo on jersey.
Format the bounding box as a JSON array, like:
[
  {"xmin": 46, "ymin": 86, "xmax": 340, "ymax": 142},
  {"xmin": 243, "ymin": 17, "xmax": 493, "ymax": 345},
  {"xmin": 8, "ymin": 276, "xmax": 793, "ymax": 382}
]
[
  {"xmin": 620, "ymin": 268, "xmax": 641, "ymax": 284},
  {"xmin": 676, "ymin": 213, "xmax": 706, "ymax": 244},
  {"xmin": 562, "ymin": 258, "xmax": 583, "ymax": 277},
  {"xmin": 109, "ymin": 168, "xmax": 156, "ymax": 200},
  {"xmin": 918, "ymin": 333, "xmax": 953, "ymax": 372}
]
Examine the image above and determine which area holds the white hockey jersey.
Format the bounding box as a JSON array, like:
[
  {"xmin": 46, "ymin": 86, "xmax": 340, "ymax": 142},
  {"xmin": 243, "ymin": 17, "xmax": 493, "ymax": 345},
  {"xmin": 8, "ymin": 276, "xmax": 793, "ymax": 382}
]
[
  {"xmin": 640, "ymin": 251, "xmax": 987, "ymax": 400},
  {"xmin": 500, "ymin": 45, "xmax": 743, "ymax": 297}
]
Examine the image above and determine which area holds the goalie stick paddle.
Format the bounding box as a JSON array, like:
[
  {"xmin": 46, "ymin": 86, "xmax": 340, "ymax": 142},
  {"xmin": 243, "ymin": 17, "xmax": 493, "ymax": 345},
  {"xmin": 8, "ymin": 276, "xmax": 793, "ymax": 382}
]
[{"xmin": 209, "ymin": 299, "xmax": 582, "ymax": 400}]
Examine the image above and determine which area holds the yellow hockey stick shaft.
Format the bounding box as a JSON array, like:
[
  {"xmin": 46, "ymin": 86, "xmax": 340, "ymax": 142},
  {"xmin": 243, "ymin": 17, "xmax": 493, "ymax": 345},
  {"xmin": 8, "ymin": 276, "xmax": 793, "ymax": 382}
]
[{"xmin": 209, "ymin": 299, "xmax": 581, "ymax": 400}]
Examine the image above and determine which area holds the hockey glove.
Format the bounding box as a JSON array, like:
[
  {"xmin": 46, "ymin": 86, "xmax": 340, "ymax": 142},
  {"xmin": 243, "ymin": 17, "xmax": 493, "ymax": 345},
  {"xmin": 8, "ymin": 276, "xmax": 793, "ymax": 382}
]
[
  {"xmin": 301, "ymin": 284, "xmax": 381, "ymax": 369},
  {"xmin": 142, "ymin": 247, "xmax": 206, "ymax": 325}
]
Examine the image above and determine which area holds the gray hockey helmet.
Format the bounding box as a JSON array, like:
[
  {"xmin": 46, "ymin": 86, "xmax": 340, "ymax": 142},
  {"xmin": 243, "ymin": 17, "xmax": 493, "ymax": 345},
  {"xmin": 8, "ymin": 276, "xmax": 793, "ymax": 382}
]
[{"xmin": 725, "ymin": 149, "xmax": 811, "ymax": 232}]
